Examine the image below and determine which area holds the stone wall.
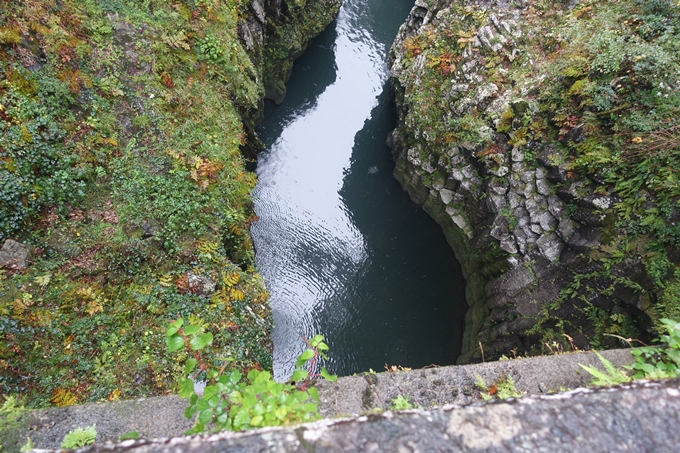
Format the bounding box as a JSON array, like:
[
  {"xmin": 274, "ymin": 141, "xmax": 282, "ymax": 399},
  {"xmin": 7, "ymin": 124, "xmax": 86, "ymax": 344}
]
[
  {"xmin": 4, "ymin": 349, "xmax": 634, "ymax": 451},
  {"xmin": 37, "ymin": 378, "xmax": 680, "ymax": 452}
]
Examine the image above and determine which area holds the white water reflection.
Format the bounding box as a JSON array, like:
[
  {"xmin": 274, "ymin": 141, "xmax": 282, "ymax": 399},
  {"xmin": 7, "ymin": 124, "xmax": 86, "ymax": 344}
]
[{"xmin": 253, "ymin": 0, "xmax": 389, "ymax": 380}]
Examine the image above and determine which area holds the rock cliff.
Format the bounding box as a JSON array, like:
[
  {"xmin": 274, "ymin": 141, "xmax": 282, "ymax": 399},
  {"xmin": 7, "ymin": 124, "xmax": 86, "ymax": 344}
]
[{"xmin": 388, "ymin": 0, "xmax": 680, "ymax": 362}]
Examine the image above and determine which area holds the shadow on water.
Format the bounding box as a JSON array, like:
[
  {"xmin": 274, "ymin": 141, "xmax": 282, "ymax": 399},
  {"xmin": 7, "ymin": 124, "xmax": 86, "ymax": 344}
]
[
  {"xmin": 313, "ymin": 86, "xmax": 467, "ymax": 373},
  {"xmin": 253, "ymin": 0, "xmax": 467, "ymax": 379}
]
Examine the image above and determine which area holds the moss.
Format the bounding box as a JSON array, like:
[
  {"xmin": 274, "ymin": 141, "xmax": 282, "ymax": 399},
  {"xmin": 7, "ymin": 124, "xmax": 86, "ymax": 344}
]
[{"xmin": 0, "ymin": 0, "xmax": 337, "ymax": 407}]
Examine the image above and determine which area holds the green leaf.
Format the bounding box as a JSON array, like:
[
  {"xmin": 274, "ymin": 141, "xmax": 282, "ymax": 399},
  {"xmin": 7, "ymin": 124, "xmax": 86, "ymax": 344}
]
[
  {"xmin": 184, "ymin": 325, "xmax": 201, "ymax": 335},
  {"xmin": 61, "ymin": 425, "xmax": 97, "ymax": 449},
  {"xmin": 310, "ymin": 335, "xmax": 324, "ymax": 347},
  {"xmin": 185, "ymin": 358, "xmax": 198, "ymax": 374},
  {"xmin": 229, "ymin": 371, "xmax": 241, "ymax": 385},
  {"xmin": 179, "ymin": 378, "xmax": 195, "ymax": 398},
  {"xmin": 167, "ymin": 335, "xmax": 185, "ymax": 353},
  {"xmin": 184, "ymin": 405, "xmax": 197, "ymax": 419},
  {"xmin": 190, "ymin": 333, "xmax": 213, "ymax": 350},
  {"xmin": 308, "ymin": 387, "xmax": 319, "ymax": 402},
  {"xmin": 118, "ymin": 431, "xmax": 139, "ymax": 441},
  {"xmin": 165, "ymin": 325, "xmax": 179, "ymax": 338},
  {"xmin": 295, "ymin": 349, "xmax": 314, "ymax": 368},
  {"xmin": 289, "ymin": 369, "xmax": 308, "ymax": 382},
  {"xmin": 320, "ymin": 367, "xmax": 337, "ymax": 382},
  {"xmin": 250, "ymin": 415, "xmax": 263, "ymax": 426},
  {"xmin": 20, "ymin": 437, "xmax": 34, "ymax": 452},
  {"xmin": 198, "ymin": 409, "xmax": 213, "ymax": 424}
]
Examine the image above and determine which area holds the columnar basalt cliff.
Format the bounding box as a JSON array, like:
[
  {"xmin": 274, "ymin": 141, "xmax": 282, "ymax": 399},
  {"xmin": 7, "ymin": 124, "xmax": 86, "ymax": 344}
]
[{"xmin": 388, "ymin": 0, "xmax": 680, "ymax": 362}]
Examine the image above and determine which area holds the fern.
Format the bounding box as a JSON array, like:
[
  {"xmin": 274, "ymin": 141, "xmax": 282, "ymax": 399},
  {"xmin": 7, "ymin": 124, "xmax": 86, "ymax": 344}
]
[
  {"xmin": 61, "ymin": 425, "xmax": 97, "ymax": 449},
  {"xmin": 51, "ymin": 388, "xmax": 77, "ymax": 407},
  {"xmin": 20, "ymin": 437, "xmax": 34, "ymax": 452},
  {"xmin": 579, "ymin": 352, "xmax": 632, "ymax": 386}
]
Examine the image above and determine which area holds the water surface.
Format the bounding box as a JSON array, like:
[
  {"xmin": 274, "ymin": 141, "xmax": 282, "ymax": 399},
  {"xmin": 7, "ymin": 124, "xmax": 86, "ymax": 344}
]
[{"xmin": 253, "ymin": 0, "xmax": 467, "ymax": 380}]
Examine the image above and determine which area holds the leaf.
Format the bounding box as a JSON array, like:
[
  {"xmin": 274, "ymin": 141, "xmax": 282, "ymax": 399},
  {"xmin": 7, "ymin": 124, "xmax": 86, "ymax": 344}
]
[
  {"xmin": 185, "ymin": 403, "xmax": 198, "ymax": 420},
  {"xmin": 184, "ymin": 325, "xmax": 201, "ymax": 335},
  {"xmin": 165, "ymin": 326, "xmax": 179, "ymax": 338},
  {"xmin": 61, "ymin": 425, "xmax": 97, "ymax": 449},
  {"xmin": 295, "ymin": 349, "xmax": 315, "ymax": 368},
  {"xmin": 289, "ymin": 369, "xmax": 308, "ymax": 382},
  {"xmin": 167, "ymin": 335, "xmax": 185, "ymax": 352},
  {"xmin": 179, "ymin": 378, "xmax": 195, "ymax": 398},
  {"xmin": 250, "ymin": 415, "xmax": 264, "ymax": 426},
  {"xmin": 198, "ymin": 409, "xmax": 213, "ymax": 424},
  {"xmin": 34, "ymin": 274, "xmax": 51, "ymax": 288},
  {"xmin": 166, "ymin": 319, "xmax": 183, "ymax": 337},
  {"xmin": 190, "ymin": 333, "xmax": 213, "ymax": 350},
  {"xmin": 119, "ymin": 431, "xmax": 139, "ymax": 441},
  {"xmin": 185, "ymin": 358, "xmax": 198, "ymax": 374},
  {"xmin": 307, "ymin": 387, "xmax": 319, "ymax": 402},
  {"xmin": 20, "ymin": 437, "xmax": 34, "ymax": 452},
  {"xmin": 320, "ymin": 367, "xmax": 337, "ymax": 382}
]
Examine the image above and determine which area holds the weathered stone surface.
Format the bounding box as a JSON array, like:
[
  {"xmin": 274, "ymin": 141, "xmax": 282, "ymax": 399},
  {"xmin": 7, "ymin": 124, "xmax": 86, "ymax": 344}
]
[
  {"xmin": 185, "ymin": 272, "xmax": 216, "ymax": 296},
  {"xmin": 8, "ymin": 349, "xmax": 636, "ymax": 452},
  {"xmin": 45, "ymin": 378, "xmax": 680, "ymax": 453},
  {"xmin": 0, "ymin": 239, "xmax": 33, "ymax": 270}
]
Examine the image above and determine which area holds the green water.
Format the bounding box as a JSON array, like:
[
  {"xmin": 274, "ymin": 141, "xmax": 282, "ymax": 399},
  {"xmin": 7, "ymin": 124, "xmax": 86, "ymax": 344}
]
[{"xmin": 253, "ymin": 0, "xmax": 467, "ymax": 379}]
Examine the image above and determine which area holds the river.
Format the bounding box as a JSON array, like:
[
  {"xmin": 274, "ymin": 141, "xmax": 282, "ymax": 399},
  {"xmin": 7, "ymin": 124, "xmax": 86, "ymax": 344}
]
[{"xmin": 252, "ymin": 0, "xmax": 467, "ymax": 380}]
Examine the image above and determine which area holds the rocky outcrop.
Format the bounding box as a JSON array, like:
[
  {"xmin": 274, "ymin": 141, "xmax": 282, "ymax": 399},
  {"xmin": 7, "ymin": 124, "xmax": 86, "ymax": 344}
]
[
  {"xmin": 388, "ymin": 0, "xmax": 680, "ymax": 362},
  {"xmin": 259, "ymin": 0, "xmax": 342, "ymax": 106},
  {"xmin": 40, "ymin": 378, "xmax": 680, "ymax": 453},
  {"xmin": 0, "ymin": 239, "xmax": 33, "ymax": 271}
]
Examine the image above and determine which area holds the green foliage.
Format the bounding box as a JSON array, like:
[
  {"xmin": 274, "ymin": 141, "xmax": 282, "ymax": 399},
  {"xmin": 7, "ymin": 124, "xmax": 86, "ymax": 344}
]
[
  {"xmin": 118, "ymin": 431, "xmax": 139, "ymax": 441},
  {"xmin": 581, "ymin": 319, "xmax": 680, "ymax": 386},
  {"xmin": 0, "ymin": 0, "xmax": 279, "ymax": 408},
  {"xmin": 579, "ymin": 352, "xmax": 632, "ymax": 386},
  {"xmin": 0, "ymin": 76, "xmax": 85, "ymax": 240},
  {"xmin": 196, "ymin": 35, "xmax": 224, "ymax": 63},
  {"xmin": 19, "ymin": 437, "xmax": 34, "ymax": 452},
  {"xmin": 474, "ymin": 374, "xmax": 523, "ymax": 401},
  {"xmin": 628, "ymin": 318, "xmax": 680, "ymax": 379},
  {"xmin": 166, "ymin": 320, "xmax": 336, "ymax": 433},
  {"xmin": 389, "ymin": 394, "xmax": 414, "ymax": 411},
  {"xmin": 60, "ymin": 425, "xmax": 97, "ymax": 450}
]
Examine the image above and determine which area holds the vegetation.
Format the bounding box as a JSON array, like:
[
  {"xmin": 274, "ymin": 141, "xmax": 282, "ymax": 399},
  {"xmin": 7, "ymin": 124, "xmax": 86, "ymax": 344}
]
[
  {"xmin": 0, "ymin": 0, "xmax": 340, "ymax": 409},
  {"xmin": 59, "ymin": 425, "xmax": 97, "ymax": 450},
  {"xmin": 166, "ymin": 319, "xmax": 336, "ymax": 433},
  {"xmin": 581, "ymin": 318, "xmax": 680, "ymax": 385},
  {"xmin": 474, "ymin": 374, "xmax": 523, "ymax": 401},
  {"xmin": 389, "ymin": 394, "xmax": 414, "ymax": 411},
  {"xmin": 392, "ymin": 0, "xmax": 680, "ymax": 354}
]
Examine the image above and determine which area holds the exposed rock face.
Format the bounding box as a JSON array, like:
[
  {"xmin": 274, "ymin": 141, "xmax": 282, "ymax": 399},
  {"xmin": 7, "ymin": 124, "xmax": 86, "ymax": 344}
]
[
  {"xmin": 54, "ymin": 379, "xmax": 680, "ymax": 453},
  {"xmin": 388, "ymin": 0, "xmax": 680, "ymax": 362},
  {"xmin": 0, "ymin": 239, "xmax": 33, "ymax": 271},
  {"xmin": 260, "ymin": 0, "xmax": 343, "ymax": 106}
]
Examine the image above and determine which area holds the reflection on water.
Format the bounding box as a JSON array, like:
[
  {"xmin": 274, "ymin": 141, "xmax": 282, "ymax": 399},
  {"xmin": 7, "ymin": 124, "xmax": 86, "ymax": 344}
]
[{"xmin": 253, "ymin": 0, "xmax": 467, "ymax": 380}]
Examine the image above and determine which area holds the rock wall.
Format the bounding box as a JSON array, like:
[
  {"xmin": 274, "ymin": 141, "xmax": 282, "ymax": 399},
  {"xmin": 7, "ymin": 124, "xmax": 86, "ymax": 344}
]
[{"xmin": 388, "ymin": 0, "xmax": 680, "ymax": 362}]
